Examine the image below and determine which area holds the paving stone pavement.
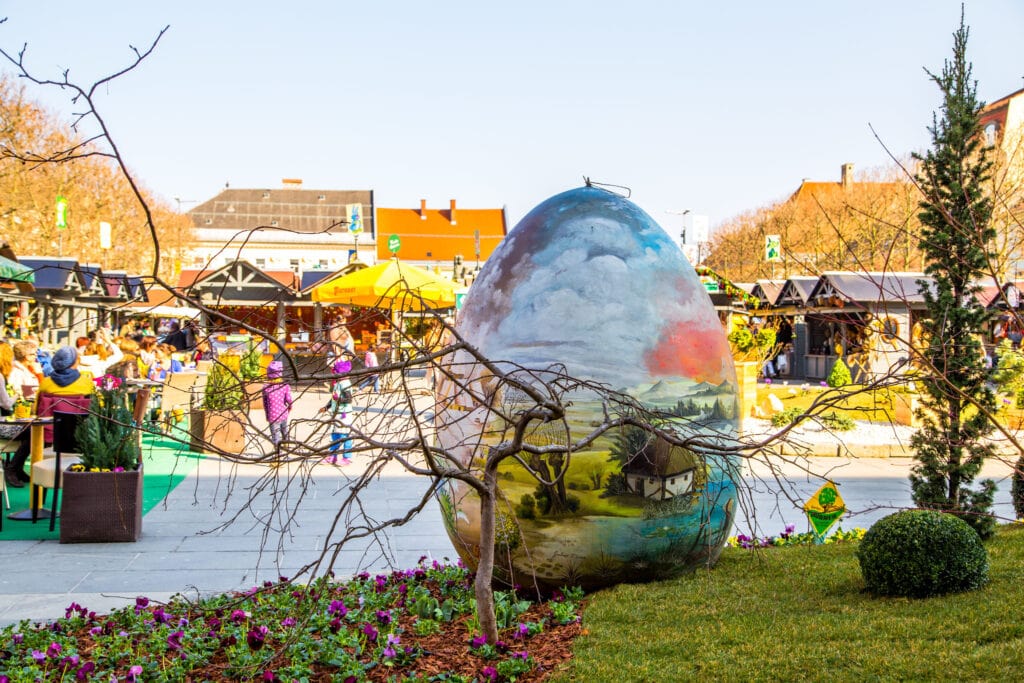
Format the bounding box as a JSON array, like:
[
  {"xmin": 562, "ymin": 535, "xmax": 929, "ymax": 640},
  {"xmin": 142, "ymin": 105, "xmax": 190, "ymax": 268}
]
[{"xmin": 0, "ymin": 381, "xmax": 459, "ymax": 626}]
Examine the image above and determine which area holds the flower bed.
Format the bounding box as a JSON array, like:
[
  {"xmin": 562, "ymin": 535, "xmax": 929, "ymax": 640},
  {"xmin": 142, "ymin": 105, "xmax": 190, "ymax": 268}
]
[
  {"xmin": 0, "ymin": 560, "xmax": 583, "ymax": 682},
  {"xmin": 727, "ymin": 525, "xmax": 866, "ymax": 549}
]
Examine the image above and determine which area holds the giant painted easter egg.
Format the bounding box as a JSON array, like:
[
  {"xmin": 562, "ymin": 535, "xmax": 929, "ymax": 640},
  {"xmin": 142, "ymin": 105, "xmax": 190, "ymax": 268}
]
[{"xmin": 434, "ymin": 186, "xmax": 739, "ymax": 593}]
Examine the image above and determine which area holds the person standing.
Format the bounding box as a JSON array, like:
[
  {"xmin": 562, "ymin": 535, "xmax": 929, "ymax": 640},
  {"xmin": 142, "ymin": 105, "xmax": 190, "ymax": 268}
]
[
  {"xmin": 320, "ymin": 359, "xmax": 355, "ymax": 465},
  {"xmin": 262, "ymin": 360, "xmax": 293, "ymax": 452},
  {"xmin": 163, "ymin": 321, "xmax": 190, "ymax": 352},
  {"xmin": 356, "ymin": 344, "xmax": 380, "ymax": 393}
]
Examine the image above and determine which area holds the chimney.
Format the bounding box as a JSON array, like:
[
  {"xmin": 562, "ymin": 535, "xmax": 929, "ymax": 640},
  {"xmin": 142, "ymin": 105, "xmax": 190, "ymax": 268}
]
[
  {"xmin": 420, "ymin": 199, "xmax": 427, "ymax": 220},
  {"xmin": 282, "ymin": 178, "xmax": 302, "ymax": 189},
  {"xmin": 449, "ymin": 199, "xmax": 457, "ymax": 225},
  {"xmin": 840, "ymin": 163, "xmax": 854, "ymax": 189}
]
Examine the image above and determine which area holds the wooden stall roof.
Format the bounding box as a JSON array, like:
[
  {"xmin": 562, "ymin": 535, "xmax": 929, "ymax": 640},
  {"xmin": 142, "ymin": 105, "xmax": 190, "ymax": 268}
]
[
  {"xmin": 809, "ymin": 272, "xmax": 929, "ymax": 306},
  {"xmin": 750, "ymin": 280, "xmax": 785, "ymax": 307},
  {"xmin": 18, "ymin": 257, "xmax": 84, "ymax": 293},
  {"xmin": 774, "ymin": 276, "xmax": 819, "ymax": 307},
  {"xmin": 180, "ymin": 261, "xmax": 299, "ymax": 305}
]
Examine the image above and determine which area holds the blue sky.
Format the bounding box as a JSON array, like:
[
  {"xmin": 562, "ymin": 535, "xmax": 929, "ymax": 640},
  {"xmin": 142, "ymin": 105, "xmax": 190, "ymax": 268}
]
[{"xmin": 2, "ymin": 1, "xmax": 1023, "ymax": 234}]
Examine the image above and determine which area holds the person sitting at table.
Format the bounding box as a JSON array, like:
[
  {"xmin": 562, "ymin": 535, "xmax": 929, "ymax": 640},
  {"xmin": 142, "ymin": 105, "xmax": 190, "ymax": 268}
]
[
  {"xmin": 9, "ymin": 340, "xmax": 40, "ymax": 396},
  {"xmin": 0, "ymin": 342, "xmax": 30, "ymax": 488},
  {"xmin": 77, "ymin": 328, "xmax": 124, "ymax": 378},
  {"xmin": 158, "ymin": 343, "xmax": 185, "ymax": 373},
  {"xmin": 106, "ymin": 338, "xmax": 143, "ymax": 380},
  {"xmin": 5, "ymin": 345, "xmax": 95, "ymax": 488},
  {"xmin": 137, "ymin": 336, "xmax": 158, "ymax": 376}
]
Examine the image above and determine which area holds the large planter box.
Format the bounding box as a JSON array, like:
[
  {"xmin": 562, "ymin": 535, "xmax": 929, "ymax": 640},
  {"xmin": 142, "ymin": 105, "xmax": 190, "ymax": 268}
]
[
  {"xmin": 244, "ymin": 381, "xmax": 265, "ymax": 413},
  {"xmin": 189, "ymin": 409, "xmax": 246, "ymax": 454},
  {"xmin": 60, "ymin": 468, "xmax": 143, "ymax": 543}
]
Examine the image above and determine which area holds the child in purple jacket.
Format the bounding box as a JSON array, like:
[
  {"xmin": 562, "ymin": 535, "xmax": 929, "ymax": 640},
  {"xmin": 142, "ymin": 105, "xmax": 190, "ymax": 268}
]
[{"xmin": 262, "ymin": 361, "xmax": 293, "ymax": 450}]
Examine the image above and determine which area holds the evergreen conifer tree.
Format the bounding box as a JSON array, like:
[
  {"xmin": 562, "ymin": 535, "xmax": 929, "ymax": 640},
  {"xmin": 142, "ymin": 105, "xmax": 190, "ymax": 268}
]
[{"xmin": 909, "ymin": 13, "xmax": 997, "ymax": 539}]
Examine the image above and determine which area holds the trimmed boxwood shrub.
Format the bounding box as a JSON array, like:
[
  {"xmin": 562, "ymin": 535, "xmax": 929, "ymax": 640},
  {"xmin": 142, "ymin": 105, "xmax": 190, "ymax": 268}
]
[
  {"xmin": 857, "ymin": 510, "xmax": 988, "ymax": 598},
  {"xmin": 1012, "ymin": 454, "xmax": 1024, "ymax": 520},
  {"xmin": 827, "ymin": 358, "xmax": 852, "ymax": 388}
]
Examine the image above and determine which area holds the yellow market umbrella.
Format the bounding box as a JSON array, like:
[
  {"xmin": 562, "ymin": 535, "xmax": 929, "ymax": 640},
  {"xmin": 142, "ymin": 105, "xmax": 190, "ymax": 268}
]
[{"xmin": 311, "ymin": 258, "xmax": 457, "ymax": 311}]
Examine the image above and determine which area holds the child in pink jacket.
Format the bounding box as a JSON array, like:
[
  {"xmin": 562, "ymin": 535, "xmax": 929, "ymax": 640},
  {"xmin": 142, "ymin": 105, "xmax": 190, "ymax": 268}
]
[{"xmin": 262, "ymin": 360, "xmax": 293, "ymax": 450}]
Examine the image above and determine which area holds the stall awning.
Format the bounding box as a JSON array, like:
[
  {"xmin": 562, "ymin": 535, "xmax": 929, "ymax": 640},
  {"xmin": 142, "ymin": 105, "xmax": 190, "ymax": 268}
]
[{"xmin": 0, "ymin": 255, "xmax": 34, "ymax": 283}]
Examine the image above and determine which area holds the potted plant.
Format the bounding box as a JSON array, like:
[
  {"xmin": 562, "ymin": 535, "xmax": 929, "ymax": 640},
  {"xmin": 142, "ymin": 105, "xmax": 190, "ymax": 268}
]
[
  {"xmin": 239, "ymin": 340, "xmax": 266, "ymax": 412},
  {"xmin": 60, "ymin": 375, "xmax": 143, "ymax": 543},
  {"xmin": 12, "ymin": 396, "xmax": 32, "ymax": 419},
  {"xmin": 189, "ymin": 357, "xmax": 247, "ymax": 454}
]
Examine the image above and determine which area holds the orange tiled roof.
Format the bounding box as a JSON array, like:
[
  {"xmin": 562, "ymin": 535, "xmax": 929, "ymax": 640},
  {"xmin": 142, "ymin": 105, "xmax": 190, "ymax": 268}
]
[{"xmin": 376, "ymin": 202, "xmax": 507, "ymax": 262}]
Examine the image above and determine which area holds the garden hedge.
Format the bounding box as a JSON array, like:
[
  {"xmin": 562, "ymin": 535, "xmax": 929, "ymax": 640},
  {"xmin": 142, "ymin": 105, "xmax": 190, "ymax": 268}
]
[{"xmin": 857, "ymin": 510, "xmax": 988, "ymax": 598}]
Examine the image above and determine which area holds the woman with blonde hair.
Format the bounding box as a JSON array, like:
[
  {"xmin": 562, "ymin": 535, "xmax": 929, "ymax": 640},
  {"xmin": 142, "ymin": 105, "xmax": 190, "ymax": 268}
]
[
  {"xmin": 8, "ymin": 340, "xmax": 39, "ymax": 396},
  {"xmin": 0, "ymin": 342, "xmax": 29, "ymax": 488},
  {"xmin": 107, "ymin": 337, "xmax": 142, "ymax": 380}
]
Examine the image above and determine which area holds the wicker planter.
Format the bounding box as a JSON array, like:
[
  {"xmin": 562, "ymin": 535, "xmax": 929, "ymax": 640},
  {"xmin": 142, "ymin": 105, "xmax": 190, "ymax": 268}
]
[
  {"xmin": 60, "ymin": 467, "xmax": 143, "ymax": 543},
  {"xmin": 189, "ymin": 408, "xmax": 246, "ymax": 454}
]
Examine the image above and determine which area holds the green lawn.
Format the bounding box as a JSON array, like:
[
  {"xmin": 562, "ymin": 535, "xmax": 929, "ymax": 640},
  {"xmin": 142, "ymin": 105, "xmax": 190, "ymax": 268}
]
[
  {"xmin": 756, "ymin": 383, "xmax": 909, "ymax": 423},
  {"xmin": 758, "ymin": 382, "xmax": 1024, "ymax": 430},
  {"xmin": 554, "ymin": 524, "xmax": 1024, "ymax": 681}
]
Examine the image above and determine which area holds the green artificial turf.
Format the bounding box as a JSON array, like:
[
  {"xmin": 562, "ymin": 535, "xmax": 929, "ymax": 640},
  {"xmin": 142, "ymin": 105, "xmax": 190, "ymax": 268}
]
[
  {"xmin": 0, "ymin": 428, "xmax": 202, "ymax": 541},
  {"xmin": 555, "ymin": 525, "xmax": 1024, "ymax": 682}
]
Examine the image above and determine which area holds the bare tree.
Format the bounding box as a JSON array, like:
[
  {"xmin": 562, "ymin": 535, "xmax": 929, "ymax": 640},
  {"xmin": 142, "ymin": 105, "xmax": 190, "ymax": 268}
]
[{"xmin": 0, "ymin": 20, "xmax": 964, "ymax": 653}]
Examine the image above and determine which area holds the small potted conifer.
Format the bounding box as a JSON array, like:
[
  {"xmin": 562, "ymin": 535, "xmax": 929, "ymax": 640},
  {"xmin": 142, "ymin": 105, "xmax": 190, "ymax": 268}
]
[{"xmin": 61, "ymin": 375, "xmax": 143, "ymax": 543}]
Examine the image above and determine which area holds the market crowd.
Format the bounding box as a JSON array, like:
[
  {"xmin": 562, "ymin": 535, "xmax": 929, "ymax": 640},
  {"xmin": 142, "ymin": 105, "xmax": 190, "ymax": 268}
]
[{"xmin": 1, "ymin": 319, "xmax": 200, "ymax": 488}]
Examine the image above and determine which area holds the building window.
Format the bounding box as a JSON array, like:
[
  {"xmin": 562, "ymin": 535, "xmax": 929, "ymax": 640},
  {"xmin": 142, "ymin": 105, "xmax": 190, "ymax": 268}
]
[
  {"xmin": 255, "ymin": 258, "xmax": 266, "ymax": 268},
  {"xmin": 984, "ymin": 122, "xmax": 998, "ymax": 147},
  {"xmin": 319, "ymin": 259, "xmax": 328, "ymax": 269},
  {"xmin": 289, "ymin": 259, "xmax": 300, "ymax": 272}
]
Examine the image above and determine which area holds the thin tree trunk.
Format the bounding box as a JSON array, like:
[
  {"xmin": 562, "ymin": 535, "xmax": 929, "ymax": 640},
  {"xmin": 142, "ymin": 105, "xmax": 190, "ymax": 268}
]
[{"xmin": 474, "ymin": 467, "xmax": 499, "ymax": 643}]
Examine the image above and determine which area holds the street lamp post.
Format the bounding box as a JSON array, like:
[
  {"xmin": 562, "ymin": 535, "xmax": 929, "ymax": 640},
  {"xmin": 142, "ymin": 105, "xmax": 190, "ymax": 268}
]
[{"xmin": 665, "ymin": 209, "xmax": 691, "ymax": 246}]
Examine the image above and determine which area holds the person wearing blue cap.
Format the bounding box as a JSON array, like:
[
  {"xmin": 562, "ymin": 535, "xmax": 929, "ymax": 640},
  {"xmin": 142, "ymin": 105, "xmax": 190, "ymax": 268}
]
[{"xmin": 5, "ymin": 345, "xmax": 94, "ymax": 487}]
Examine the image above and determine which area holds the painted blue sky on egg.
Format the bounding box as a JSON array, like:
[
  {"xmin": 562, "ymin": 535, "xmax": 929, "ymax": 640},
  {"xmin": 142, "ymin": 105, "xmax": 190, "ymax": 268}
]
[{"xmin": 460, "ymin": 186, "xmax": 734, "ymax": 389}]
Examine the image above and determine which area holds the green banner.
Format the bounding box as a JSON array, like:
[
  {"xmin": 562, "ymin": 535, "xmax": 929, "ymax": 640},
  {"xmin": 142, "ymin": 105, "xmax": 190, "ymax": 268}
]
[
  {"xmin": 56, "ymin": 195, "xmax": 68, "ymax": 229},
  {"xmin": 806, "ymin": 508, "xmax": 844, "ymax": 538}
]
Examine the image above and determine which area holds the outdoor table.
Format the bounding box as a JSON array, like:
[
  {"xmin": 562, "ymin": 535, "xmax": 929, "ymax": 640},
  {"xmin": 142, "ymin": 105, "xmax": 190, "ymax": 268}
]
[{"xmin": 7, "ymin": 415, "xmax": 56, "ymax": 521}]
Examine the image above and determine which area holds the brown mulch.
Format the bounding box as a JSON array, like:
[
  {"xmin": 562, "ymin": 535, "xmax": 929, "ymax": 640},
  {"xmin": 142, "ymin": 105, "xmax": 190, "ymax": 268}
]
[
  {"xmin": 54, "ymin": 577, "xmax": 586, "ymax": 681},
  {"xmin": 175, "ymin": 603, "xmax": 582, "ymax": 681}
]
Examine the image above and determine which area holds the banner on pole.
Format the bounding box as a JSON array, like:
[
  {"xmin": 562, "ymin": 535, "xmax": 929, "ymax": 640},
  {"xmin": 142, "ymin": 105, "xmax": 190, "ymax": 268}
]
[
  {"xmin": 803, "ymin": 481, "xmax": 845, "ymax": 540},
  {"xmin": 56, "ymin": 196, "xmax": 68, "ymax": 229},
  {"xmin": 765, "ymin": 234, "xmax": 781, "ymax": 262}
]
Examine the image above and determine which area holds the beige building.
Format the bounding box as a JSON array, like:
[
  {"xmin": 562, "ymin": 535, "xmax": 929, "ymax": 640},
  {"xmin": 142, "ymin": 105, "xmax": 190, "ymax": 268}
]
[{"xmin": 186, "ymin": 179, "xmax": 376, "ymax": 273}]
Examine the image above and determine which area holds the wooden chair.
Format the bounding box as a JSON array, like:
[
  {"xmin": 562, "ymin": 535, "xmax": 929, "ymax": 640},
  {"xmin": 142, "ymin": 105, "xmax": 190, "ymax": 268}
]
[
  {"xmin": 35, "ymin": 393, "xmax": 92, "ymax": 443},
  {"xmin": 158, "ymin": 373, "xmax": 199, "ymax": 432},
  {"xmin": 31, "ymin": 411, "xmax": 86, "ymax": 531},
  {"xmin": 0, "ymin": 436, "xmax": 20, "ymax": 511}
]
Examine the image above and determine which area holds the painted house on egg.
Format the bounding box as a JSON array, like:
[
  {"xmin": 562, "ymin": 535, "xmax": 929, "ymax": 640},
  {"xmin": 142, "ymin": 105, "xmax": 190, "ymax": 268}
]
[{"xmin": 621, "ymin": 436, "xmax": 697, "ymax": 501}]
